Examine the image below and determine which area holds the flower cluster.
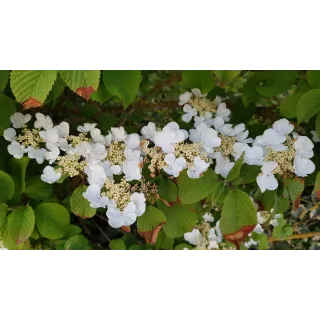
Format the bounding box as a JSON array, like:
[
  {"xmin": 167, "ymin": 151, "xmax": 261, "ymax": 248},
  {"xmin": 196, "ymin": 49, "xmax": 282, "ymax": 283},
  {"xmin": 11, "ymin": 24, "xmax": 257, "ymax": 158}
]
[
  {"xmin": 184, "ymin": 212, "xmax": 223, "ymax": 250},
  {"xmin": 3, "ymin": 88, "xmax": 317, "ymax": 232}
]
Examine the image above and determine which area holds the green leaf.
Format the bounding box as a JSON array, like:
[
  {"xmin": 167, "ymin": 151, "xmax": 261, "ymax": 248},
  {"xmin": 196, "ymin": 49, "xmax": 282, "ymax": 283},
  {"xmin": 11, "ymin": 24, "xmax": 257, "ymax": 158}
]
[
  {"xmin": 307, "ymin": 70, "xmax": 320, "ymax": 89},
  {"xmin": 316, "ymin": 112, "xmax": 320, "ymax": 136},
  {"xmin": 7, "ymin": 205, "xmax": 35, "ymax": 243},
  {"xmin": 284, "ymin": 178, "xmax": 304, "ymax": 203},
  {"xmin": 155, "ymin": 230, "xmax": 174, "ymax": 250},
  {"xmin": 0, "ymin": 218, "xmax": 19, "ymax": 249},
  {"xmin": 90, "ymin": 84, "xmax": 112, "ymax": 104},
  {"xmin": 313, "ymin": 171, "xmax": 320, "ymax": 197},
  {"xmin": 26, "ymin": 176, "xmax": 53, "ymax": 200},
  {"xmin": 177, "ymin": 169, "xmax": 218, "ymax": 204},
  {"xmin": 162, "ymin": 203, "xmax": 197, "ymax": 238},
  {"xmin": 210, "ymin": 182, "xmax": 227, "ymax": 205},
  {"xmin": 220, "ymin": 189, "xmax": 257, "ymax": 235},
  {"xmin": 10, "ymin": 71, "xmax": 58, "ymax": 105},
  {"xmin": 272, "ymin": 213, "xmax": 293, "ymax": 239},
  {"xmin": 63, "ymin": 224, "xmax": 82, "ymax": 238},
  {"xmin": 102, "ymin": 70, "xmax": 142, "ymax": 108},
  {"xmin": 260, "ymin": 190, "xmax": 276, "ymax": 211},
  {"xmin": 9, "ymin": 157, "xmax": 29, "ymax": 193},
  {"xmin": 252, "ymin": 232, "xmax": 269, "ymax": 250},
  {"xmin": 296, "ymin": 89, "xmax": 320, "ymax": 124},
  {"xmin": 65, "ymin": 235, "xmax": 91, "ymax": 250},
  {"xmin": 109, "ymin": 238, "xmax": 126, "ymax": 250},
  {"xmin": 225, "ymin": 152, "xmax": 244, "ymax": 182},
  {"xmin": 0, "ymin": 203, "xmax": 8, "ymax": 228},
  {"xmin": 276, "ymin": 196, "xmax": 289, "ymax": 213},
  {"xmin": 279, "ymin": 91, "xmax": 306, "ymax": 119},
  {"xmin": 0, "ymin": 94, "xmax": 16, "ymax": 135},
  {"xmin": 35, "ymin": 203, "xmax": 70, "ymax": 240},
  {"xmin": 137, "ymin": 206, "xmax": 167, "ymax": 242},
  {"xmin": 214, "ymin": 70, "xmax": 241, "ymax": 83},
  {"xmin": 182, "ymin": 70, "xmax": 214, "ymax": 94},
  {"xmin": 46, "ymin": 76, "xmax": 66, "ymax": 103},
  {"xmin": 59, "ymin": 70, "xmax": 100, "ymax": 100},
  {"xmin": 158, "ymin": 179, "xmax": 177, "ymax": 202},
  {"xmin": 70, "ymin": 185, "xmax": 96, "ymax": 218},
  {"xmin": 233, "ymin": 164, "xmax": 261, "ymax": 185},
  {"xmin": 0, "ymin": 170, "xmax": 15, "ymax": 203},
  {"xmin": 0, "ymin": 70, "xmax": 9, "ymax": 92}
]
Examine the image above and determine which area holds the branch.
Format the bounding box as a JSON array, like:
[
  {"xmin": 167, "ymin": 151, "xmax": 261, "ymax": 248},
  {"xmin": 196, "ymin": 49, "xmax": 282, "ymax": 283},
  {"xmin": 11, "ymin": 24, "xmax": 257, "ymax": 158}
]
[{"xmin": 268, "ymin": 232, "xmax": 320, "ymax": 243}]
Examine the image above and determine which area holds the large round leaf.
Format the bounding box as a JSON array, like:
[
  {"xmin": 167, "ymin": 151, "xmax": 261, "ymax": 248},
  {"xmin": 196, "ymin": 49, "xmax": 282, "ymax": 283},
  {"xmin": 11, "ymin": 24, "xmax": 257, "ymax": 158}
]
[
  {"xmin": 35, "ymin": 203, "xmax": 70, "ymax": 239},
  {"xmin": 0, "ymin": 170, "xmax": 15, "ymax": 203},
  {"xmin": 70, "ymin": 185, "xmax": 96, "ymax": 218},
  {"xmin": 26, "ymin": 176, "xmax": 53, "ymax": 200},
  {"xmin": 297, "ymin": 89, "xmax": 320, "ymax": 124},
  {"xmin": 7, "ymin": 205, "xmax": 35, "ymax": 243},
  {"xmin": 162, "ymin": 203, "xmax": 197, "ymax": 238}
]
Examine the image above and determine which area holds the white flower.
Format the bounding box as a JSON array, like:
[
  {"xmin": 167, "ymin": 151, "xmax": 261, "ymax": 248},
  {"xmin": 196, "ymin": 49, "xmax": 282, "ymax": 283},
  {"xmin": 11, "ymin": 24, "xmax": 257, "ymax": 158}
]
[
  {"xmin": 124, "ymin": 133, "xmax": 140, "ymax": 149},
  {"xmin": 215, "ymin": 156, "xmax": 229, "ymax": 175},
  {"xmin": 213, "ymin": 116, "xmax": 232, "ymax": 134},
  {"xmin": 179, "ymin": 91, "xmax": 192, "ymax": 105},
  {"xmin": 216, "ymin": 102, "xmax": 231, "ymax": 121},
  {"xmin": 55, "ymin": 122, "xmax": 69, "ymax": 138},
  {"xmin": 191, "ymin": 88, "xmax": 207, "ymax": 98},
  {"xmin": 203, "ymin": 212, "xmax": 214, "ymax": 223},
  {"xmin": 257, "ymin": 212, "xmax": 268, "ymax": 225},
  {"xmin": 57, "ymin": 138, "xmax": 70, "ymax": 152},
  {"xmin": 194, "ymin": 112, "xmax": 215, "ymax": 128},
  {"xmin": 72, "ymin": 141, "xmax": 91, "ymax": 158},
  {"xmin": 233, "ymin": 143, "xmax": 264, "ymax": 165},
  {"xmin": 122, "ymin": 149, "xmax": 142, "ymax": 181},
  {"xmin": 253, "ymin": 224, "xmax": 264, "ymax": 234},
  {"xmin": 254, "ymin": 129, "xmax": 286, "ymax": 152},
  {"xmin": 83, "ymin": 184, "xmax": 109, "ymax": 208},
  {"xmin": 106, "ymin": 202, "xmax": 137, "ymax": 228},
  {"xmin": 184, "ymin": 228, "xmax": 203, "ymax": 246},
  {"xmin": 88, "ymin": 143, "xmax": 107, "ymax": 162},
  {"xmin": 154, "ymin": 122, "xmax": 187, "ymax": 153},
  {"xmin": 130, "ymin": 193, "xmax": 146, "ymax": 216},
  {"xmin": 163, "ymin": 153, "xmax": 187, "ymax": 177},
  {"xmin": 311, "ymin": 130, "xmax": 320, "ymax": 143},
  {"xmin": 34, "ymin": 113, "xmax": 53, "ymax": 130},
  {"xmin": 7, "ymin": 141, "xmax": 26, "ymax": 159},
  {"xmin": 256, "ymin": 161, "xmax": 279, "ymax": 193},
  {"xmin": 90, "ymin": 128, "xmax": 107, "ymax": 144},
  {"xmin": 187, "ymin": 156, "xmax": 210, "ymax": 178},
  {"xmin": 182, "ymin": 104, "xmax": 197, "ymax": 123},
  {"xmin": 77, "ymin": 123, "xmax": 97, "ymax": 133},
  {"xmin": 207, "ymin": 228, "xmax": 220, "ymax": 249},
  {"xmin": 273, "ymin": 118, "xmax": 294, "ymax": 135},
  {"xmin": 84, "ymin": 163, "xmax": 106, "ymax": 188},
  {"xmin": 102, "ymin": 161, "xmax": 121, "ymax": 180},
  {"xmin": 270, "ymin": 213, "xmax": 282, "ymax": 227},
  {"xmin": 294, "ymin": 136, "xmax": 314, "ymax": 159},
  {"xmin": 141, "ymin": 122, "xmax": 156, "ymax": 141},
  {"xmin": 41, "ymin": 166, "xmax": 61, "ymax": 184},
  {"xmin": 294, "ymin": 155, "xmax": 315, "ymax": 177},
  {"xmin": 244, "ymin": 238, "xmax": 258, "ymax": 248},
  {"xmin": 10, "ymin": 112, "xmax": 31, "ymax": 128},
  {"xmin": 45, "ymin": 146, "xmax": 60, "ymax": 164},
  {"xmin": 111, "ymin": 127, "xmax": 127, "ymax": 141},
  {"xmin": 189, "ymin": 122, "xmax": 221, "ymax": 153},
  {"xmin": 3, "ymin": 128, "xmax": 16, "ymax": 142},
  {"xmin": 39, "ymin": 128, "xmax": 59, "ymax": 150},
  {"xmin": 27, "ymin": 147, "xmax": 47, "ymax": 164}
]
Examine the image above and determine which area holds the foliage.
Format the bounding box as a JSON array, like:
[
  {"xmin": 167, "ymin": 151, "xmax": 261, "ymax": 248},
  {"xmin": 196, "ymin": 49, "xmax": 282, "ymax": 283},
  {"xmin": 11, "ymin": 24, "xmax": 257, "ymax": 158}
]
[{"xmin": 0, "ymin": 70, "xmax": 319, "ymax": 250}]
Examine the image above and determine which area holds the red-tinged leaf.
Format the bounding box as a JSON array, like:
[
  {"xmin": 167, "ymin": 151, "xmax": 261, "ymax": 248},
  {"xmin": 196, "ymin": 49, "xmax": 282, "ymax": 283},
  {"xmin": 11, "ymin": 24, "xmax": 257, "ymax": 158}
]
[
  {"xmin": 22, "ymin": 98, "xmax": 42, "ymax": 109},
  {"xmin": 220, "ymin": 189, "xmax": 258, "ymax": 248},
  {"xmin": 223, "ymin": 225, "xmax": 256, "ymax": 249},
  {"xmin": 285, "ymin": 177, "xmax": 304, "ymax": 210},
  {"xmin": 313, "ymin": 172, "xmax": 320, "ymax": 199},
  {"xmin": 137, "ymin": 206, "xmax": 167, "ymax": 245},
  {"xmin": 76, "ymin": 87, "xmax": 95, "ymax": 100},
  {"xmin": 138, "ymin": 222, "xmax": 166, "ymax": 245},
  {"xmin": 121, "ymin": 226, "xmax": 131, "ymax": 233}
]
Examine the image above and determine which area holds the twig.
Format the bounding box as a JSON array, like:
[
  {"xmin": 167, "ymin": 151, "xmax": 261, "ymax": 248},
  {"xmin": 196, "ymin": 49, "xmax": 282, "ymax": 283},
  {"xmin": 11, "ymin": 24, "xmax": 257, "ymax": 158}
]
[
  {"xmin": 268, "ymin": 232, "xmax": 320, "ymax": 243},
  {"xmin": 91, "ymin": 219, "xmax": 111, "ymax": 243}
]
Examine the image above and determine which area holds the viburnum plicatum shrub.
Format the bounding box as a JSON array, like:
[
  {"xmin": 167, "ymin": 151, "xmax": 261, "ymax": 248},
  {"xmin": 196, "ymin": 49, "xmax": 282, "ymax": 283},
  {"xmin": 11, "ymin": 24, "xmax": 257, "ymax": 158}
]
[{"xmin": 0, "ymin": 70, "xmax": 320, "ymax": 250}]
